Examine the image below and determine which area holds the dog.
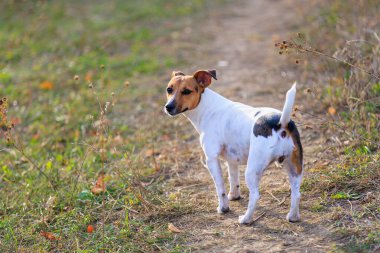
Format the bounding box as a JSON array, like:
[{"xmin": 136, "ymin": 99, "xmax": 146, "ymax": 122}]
[{"xmin": 164, "ymin": 69, "xmax": 303, "ymax": 224}]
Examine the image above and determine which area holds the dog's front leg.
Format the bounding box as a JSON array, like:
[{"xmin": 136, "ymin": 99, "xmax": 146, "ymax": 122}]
[{"xmin": 206, "ymin": 157, "xmax": 230, "ymax": 213}]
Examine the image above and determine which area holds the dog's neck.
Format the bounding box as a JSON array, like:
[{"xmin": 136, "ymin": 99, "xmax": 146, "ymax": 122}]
[{"xmin": 183, "ymin": 88, "xmax": 230, "ymax": 133}]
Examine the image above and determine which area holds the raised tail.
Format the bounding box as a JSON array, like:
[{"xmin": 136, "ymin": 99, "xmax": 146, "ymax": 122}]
[{"xmin": 279, "ymin": 82, "xmax": 297, "ymax": 127}]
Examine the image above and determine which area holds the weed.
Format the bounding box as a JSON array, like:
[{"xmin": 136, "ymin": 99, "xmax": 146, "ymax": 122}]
[
  {"xmin": 0, "ymin": 0, "xmax": 221, "ymax": 251},
  {"xmin": 277, "ymin": 0, "xmax": 380, "ymax": 248}
]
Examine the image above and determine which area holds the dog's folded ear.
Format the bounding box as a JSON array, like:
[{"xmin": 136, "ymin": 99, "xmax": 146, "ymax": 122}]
[
  {"xmin": 193, "ymin": 69, "xmax": 217, "ymax": 88},
  {"xmin": 171, "ymin": 71, "xmax": 185, "ymax": 78}
]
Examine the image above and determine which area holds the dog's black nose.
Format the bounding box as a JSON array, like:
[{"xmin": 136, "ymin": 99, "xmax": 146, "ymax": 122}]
[{"xmin": 165, "ymin": 104, "xmax": 175, "ymax": 112}]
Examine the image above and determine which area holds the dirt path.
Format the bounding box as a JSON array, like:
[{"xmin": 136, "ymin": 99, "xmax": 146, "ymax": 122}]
[{"xmin": 166, "ymin": 0, "xmax": 337, "ymax": 252}]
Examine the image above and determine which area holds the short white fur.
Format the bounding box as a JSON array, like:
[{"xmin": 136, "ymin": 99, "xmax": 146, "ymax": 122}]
[{"xmin": 177, "ymin": 82, "xmax": 302, "ymax": 224}]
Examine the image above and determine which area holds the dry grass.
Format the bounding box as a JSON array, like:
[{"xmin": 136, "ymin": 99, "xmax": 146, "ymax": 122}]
[{"xmin": 274, "ymin": 0, "xmax": 380, "ymax": 251}]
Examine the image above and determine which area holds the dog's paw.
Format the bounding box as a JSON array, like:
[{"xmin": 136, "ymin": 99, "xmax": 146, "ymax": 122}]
[
  {"xmin": 217, "ymin": 206, "xmax": 230, "ymax": 214},
  {"xmin": 238, "ymin": 215, "xmax": 252, "ymax": 224},
  {"xmin": 286, "ymin": 212, "xmax": 300, "ymax": 223},
  {"xmin": 228, "ymin": 193, "xmax": 241, "ymax": 201}
]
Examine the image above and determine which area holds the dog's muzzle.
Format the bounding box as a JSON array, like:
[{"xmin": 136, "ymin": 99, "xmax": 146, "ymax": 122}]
[
  {"xmin": 164, "ymin": 103, "xmax": 188, "ymax": 116},
  {"xmin": 165, "ymin": 103, "xmax": 176, "ymax": 116}
]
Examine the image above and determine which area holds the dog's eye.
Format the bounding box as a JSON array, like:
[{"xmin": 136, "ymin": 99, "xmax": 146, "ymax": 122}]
[
  {"xmin": 182, "ymin": 89, "xmax": 192, "ymax": 95},
  {"xmin": 167, "ymin": 87, "xmax": 173, "ymax": 94}
]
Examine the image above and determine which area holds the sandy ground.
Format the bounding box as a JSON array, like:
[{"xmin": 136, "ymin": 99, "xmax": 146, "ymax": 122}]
[{"xmin": 163, "ymin": 0, "xmax": 338, "ymax": 252}]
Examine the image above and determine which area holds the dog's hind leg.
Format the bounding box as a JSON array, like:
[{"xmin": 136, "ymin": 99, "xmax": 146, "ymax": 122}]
[
  {"xmin": 227, "ymin": 161, "xmax": 241, "ymax": 201},
  {"xmin": 285, "ymin": 158, "xmax": 303, "ymax": 222},
  {"xmin": 238, "ymin": 159, "xmax": 268, "ymax": 224}
]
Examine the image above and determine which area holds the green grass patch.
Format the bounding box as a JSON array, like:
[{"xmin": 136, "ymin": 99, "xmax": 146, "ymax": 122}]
[{"xmin": 0, "ymin": 0, "xmax": 223, "ymax": 251}]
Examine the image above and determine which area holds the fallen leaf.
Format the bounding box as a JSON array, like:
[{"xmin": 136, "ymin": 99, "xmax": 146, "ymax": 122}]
[
  {"xmin": 32, "ymin": 133, "xmax": 40, "ymax": 140},
  {"xmin": 168, "ymin": 223, "xmax": 182, "ymax": 233},
  {"xmin": 113, "ymin": 135, "xmax": 123, "ymax": 145},
  {"xmin": 91, "ymin": 172, "xmax": 106, "ymax": 194},
  {"xmin": 87, "ymin": 225, "xmax": 94, "ymax": 233},
  {"xmin": 328, "ymin": 106, "xmax": 336, "ymax": 116},
  {"xmin": 40, "ymin": 231, "xmax": 60, "ymax": 241},
  {"xmin": 144, "ymin": 149, "xmax": 154, "ymax": 157},
  {"xmin": 85, "ymin": 71, "xmax": 93, "ymax": 82},
  {"xmin": 304, "ymin": 125, "xmax": 313, "ymax": 130},
  {"xmin": 10, "ymin": 117, "xmax": 21, "ymax": 125},
  {"xmin": 144, "ymin": 148, "xmax": 160, "ymax": 157},
  {"xmin": 39, "ymin": 81, "xmax": 54, "ymax": 90},
  {"xmin": 160, "ymin": 134, "xmax": 171, "ymax": 141}
]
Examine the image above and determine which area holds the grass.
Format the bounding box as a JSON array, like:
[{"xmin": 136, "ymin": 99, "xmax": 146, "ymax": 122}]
[
  {"xmin": 1, "ymin": 0, "xmax": 379, "ymax": 252},
  {"xmin": 279, "ymin": 0, "xmax": 380, "ymax": 251},
  {"xmin": 0, "ymin": 0, "xmax": 223, "ymax": 252}
]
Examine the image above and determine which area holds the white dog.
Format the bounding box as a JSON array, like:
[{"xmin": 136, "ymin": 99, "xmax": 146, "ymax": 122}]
[{"xmin": 164, "ymin": 69, "xmax": 303, "ymax": 224}]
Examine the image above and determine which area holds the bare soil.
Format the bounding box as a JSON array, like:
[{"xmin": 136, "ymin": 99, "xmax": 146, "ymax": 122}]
[{"xmin": 163, "ymin": 0, "xmax": 340, "ymax": 252}]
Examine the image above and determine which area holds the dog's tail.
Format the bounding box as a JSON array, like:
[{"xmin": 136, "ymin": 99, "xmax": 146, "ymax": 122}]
[{"xmin": 279, "ymin": 82, "xmax": 297, "ymax": 127}]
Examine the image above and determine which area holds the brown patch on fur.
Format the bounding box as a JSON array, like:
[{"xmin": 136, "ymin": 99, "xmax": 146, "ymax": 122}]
[
  {"xmin": 291, "ymin": 149, "xmax": 302, "ymax": 174},
  {"xmin": 166, "ymin": 70, "xmax": 217, "ymax": 113},
  {"xmin": 193, "ymin": 70, "xmax": 217, "ymax": 88},
  {"xmin": 287, "ymin": 124, "xmax": 303, "ymax": 174},
  {"xmin": 166, "ymin": 75, "xmax": 202, "ymax": 113}
]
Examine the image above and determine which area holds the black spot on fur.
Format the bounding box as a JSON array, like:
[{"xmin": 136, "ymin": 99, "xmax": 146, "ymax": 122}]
[
  {"xmin": 254, "ymin": 111, "xmax": 261, "ymax": 117},
  {"xmin": 287, "ymin": 120, "xmax": 297, "ymax": 132},
  {"xmin": 236, "ymin": 185, "xmax": 240, "ymax": 188},
  {"xmin": 222, "ymin": 193, "xmax": 226, "ymax": 197},
  {"xmin": 253, "ymin": 113, "xmax": 282, "ymax": 137}
]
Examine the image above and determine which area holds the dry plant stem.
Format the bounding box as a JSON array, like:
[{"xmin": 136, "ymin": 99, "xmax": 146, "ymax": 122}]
[
  {"xmin": 299, "ymin": 109, "xmax": 378, "ymax": 145},
  {"xmin": 152, "ymin": 142, "xmax": 159, "ymax": 171},
  {"xmin": 240, "ymin": 212, "xmax": 266, "ymax": 226},
  {"xmin": 266, "ymin": 191, "xmax": 281, "ymax": 204},
  {"xmin": 294, "ymin": 42, "xmax": 380, "ymax": 80},
  {"xmin": 102, "ymin": 191, "xmax": 105, "ymax": 252},
  {"xmin": 11, "ymin": 131, "xmax": 57, "ymax": 190}
]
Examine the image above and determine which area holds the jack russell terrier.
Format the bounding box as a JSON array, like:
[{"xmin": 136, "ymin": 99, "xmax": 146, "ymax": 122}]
[{"xmin": 164, "ymin": 69, "xmax": 303, "ymax": 224}]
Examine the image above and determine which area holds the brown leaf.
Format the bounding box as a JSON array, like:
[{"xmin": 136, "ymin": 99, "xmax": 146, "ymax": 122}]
[
  {"xmin": 113, "ymin": 135, "xmax": 123, "ymax": 145},
  {"xmin": 168, "ymin": 223, "xmax": 182, "ymax": 233},
  {"xmin": 85, "ymin": 71, "xmax": 93, "ymax": 82},
  {"xmin": 39, "ymin": 81, "xmax": 54, "ymax": 90},
  {"xmin": 91, "ymin": 172, "xmax": 106, "ymax": 195},
  {"xmin": 40, "ymin": 231, "xmax": 60, "ymax": 241},
  {"xmin": 144, "ymin": 149, "xmax": 154, "ymax": 157},
  {"xmin": 160, "ymin": 134, "xmax": 171, "ymax": 141},
  {"xmin": 304, "ymin": 125, "xmax": 313, "ymax": 130},
  {"xmin": 10, "ymin": 117, "xmax": 22, "ymax": 125},
  {"xmin": 328, "ymin": 106, "xmax": 336, "ymax": 116}
]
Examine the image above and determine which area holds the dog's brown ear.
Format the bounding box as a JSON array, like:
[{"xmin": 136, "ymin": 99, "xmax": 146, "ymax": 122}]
[
  {"xmin": 171, "ymin": 71, "xmax": 185, "ymax": 78},
  {"xmin": 193, "ymin": 69, "xmax": 217, "ymax": 88}
]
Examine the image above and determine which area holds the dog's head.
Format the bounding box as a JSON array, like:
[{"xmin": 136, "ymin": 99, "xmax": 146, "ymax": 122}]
[{"xmin": 164, "ymin": 69, "xmax": 217, "ymax": 116}]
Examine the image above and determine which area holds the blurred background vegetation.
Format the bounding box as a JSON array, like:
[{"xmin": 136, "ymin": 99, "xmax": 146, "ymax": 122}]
[
  {"xmin": 0, "ymin": 0, "xmax": 379, "ymax": 252},
  {"xmin": 0, "ymin": 0, "xmax": 221, "ymax": 252}
]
